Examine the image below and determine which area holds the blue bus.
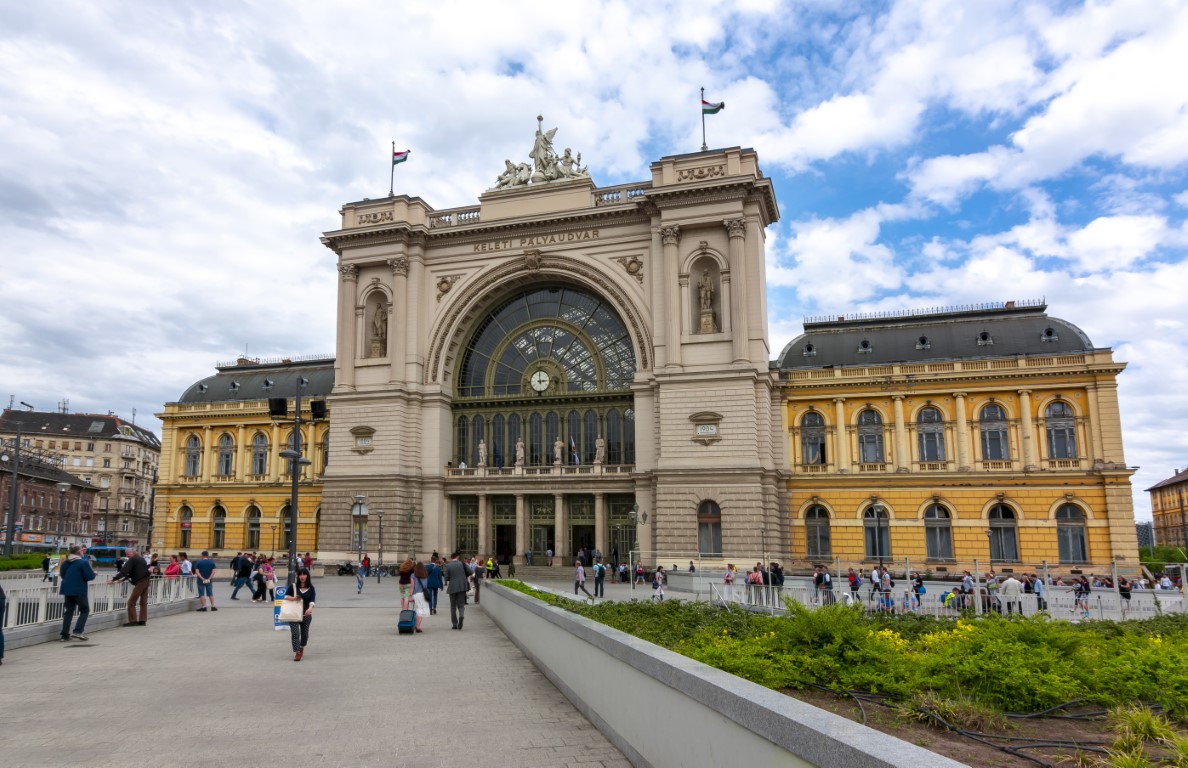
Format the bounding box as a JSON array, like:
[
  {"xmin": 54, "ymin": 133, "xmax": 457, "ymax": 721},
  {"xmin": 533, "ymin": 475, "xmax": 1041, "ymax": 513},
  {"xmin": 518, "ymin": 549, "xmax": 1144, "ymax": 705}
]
[{"xmin": 86, "ymin": 545, "xmax": 124, "ymax": 565}]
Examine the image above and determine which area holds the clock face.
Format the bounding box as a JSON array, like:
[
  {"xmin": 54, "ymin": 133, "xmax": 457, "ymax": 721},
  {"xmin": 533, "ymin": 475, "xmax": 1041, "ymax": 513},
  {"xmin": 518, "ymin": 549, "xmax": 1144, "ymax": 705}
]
[{"xmin": 530, "ymin": 370, "xmax": 550, "ymax": 392}]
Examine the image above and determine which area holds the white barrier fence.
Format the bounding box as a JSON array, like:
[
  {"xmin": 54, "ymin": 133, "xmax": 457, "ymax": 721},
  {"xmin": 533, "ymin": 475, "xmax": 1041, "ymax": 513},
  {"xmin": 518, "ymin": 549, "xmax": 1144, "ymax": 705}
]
[{"xmin": 1, "ymin": 576, "xmax": 198, "ymax": 630}]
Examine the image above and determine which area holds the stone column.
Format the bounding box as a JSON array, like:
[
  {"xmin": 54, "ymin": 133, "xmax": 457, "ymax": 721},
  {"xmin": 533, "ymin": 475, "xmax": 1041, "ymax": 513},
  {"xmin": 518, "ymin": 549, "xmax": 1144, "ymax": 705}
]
[
  {"xmin": 660, "ymin": 225, "xmax": 682, "ymax": 368},
  {"xmin": 477, "ymin": 493, "xmax": 490, "ymax": 558},
  {"xmin": 595, "ymin": 492, "xmax": 607, "ymax": 560},
  {"xmin": 724, "ymin": 218, "xmax": 748, "ymax": 362},
  {"xmin": 554, "ymin": 493, "xmax": 567, "ymax": 567},
  {"xmin": 236, "ymin": 424, "xmax": 247, "ymax": 478},
  {"xmin": 405, "ymin": 243, "xmax": 425, "ymax": 383},
  {"xmin": 270, "ymin": 423, "xmax": 283, "ymax": 483},
  {"xmin": 388, "ymin": 257, "xmax": 408, "ymax": 383},
  {"xmin": 953, "ymin": 392, "xmax": 971, "ymax": 471},
  {"xmin": 892, "ymin": 395, "xmax": 909, "ymax": 472},
  {"xmin": 832, "ymin": 398, "xmax": 849, "ymax": 472},
  {"xmin": 1085, "ymin": 384, "xmax": 1104, "ymax": 463},
  {"xmin": 335, "ymin": 264, "xmax": 358, "ymax": 391},
  {"xmin": 515, "ymin": 493, "xmax": 526, "ymax": 564},
  {"xmin": 1018, "ymin": 390, "xmax": 1037, "ymax": 470},
  {"xmin": 200, "ymin": 425, "xmax": 212, "ymax": 483}
]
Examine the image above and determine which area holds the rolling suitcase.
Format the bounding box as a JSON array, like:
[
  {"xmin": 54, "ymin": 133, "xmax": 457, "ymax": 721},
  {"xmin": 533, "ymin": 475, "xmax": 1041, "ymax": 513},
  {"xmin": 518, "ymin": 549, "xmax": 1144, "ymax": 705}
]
[{"xmin": 397, "ymin": 608, "xmax": 417, "ymax": 634}]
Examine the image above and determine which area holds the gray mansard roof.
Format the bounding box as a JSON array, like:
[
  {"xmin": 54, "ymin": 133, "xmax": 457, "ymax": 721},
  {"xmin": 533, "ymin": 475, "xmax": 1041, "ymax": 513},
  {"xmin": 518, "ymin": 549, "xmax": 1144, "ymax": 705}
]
[
  {"xmin": 176, "ymin": 356, "xmax": 335, "ymax": 404},
  {"xmin": 775, "ymin": 301, "xmax": 1097, "ymax": 370}
]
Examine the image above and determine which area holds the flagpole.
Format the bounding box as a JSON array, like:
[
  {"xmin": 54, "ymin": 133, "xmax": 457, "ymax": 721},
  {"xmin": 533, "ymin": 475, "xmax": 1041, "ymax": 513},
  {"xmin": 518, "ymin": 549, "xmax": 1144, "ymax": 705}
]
[
  {"xmin": 700, "ymin": 86, "xmax": 708, "ymax": 151},
  {"xmin": 389, "ymin": 141, "xmax": 395, "ymax": 197}
]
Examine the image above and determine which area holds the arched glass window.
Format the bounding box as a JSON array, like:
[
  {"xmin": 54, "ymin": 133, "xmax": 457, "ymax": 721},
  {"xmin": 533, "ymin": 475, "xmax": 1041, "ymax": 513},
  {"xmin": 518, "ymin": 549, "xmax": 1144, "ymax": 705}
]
[
  {"xmin": 857, "ymin": 410, "xmax": 884, "ymax": 464},
  {"xmin": 979, "ymin": 404, "xmax": 1009, "ymax": 461},
  {"xmin": 212, "ymin": 506, "xmax": 226, "ymax": 549},
  {"xmin": 583, "ymin": 409, "xmax": 598, "ymax": 464},
  {"xmin": 1045, "ymin": 401, "xmax": 1078, "ymax": 459},
  {"xmin": 545, "ymin": 411, "xmax": 560, "ymax": 462},
  {"xmin": 801, "ymin": 411, "xmax": 826, "ymax": 465},
  {"xmin": 281, "ymin": 505, "xmax": 293, "ymax": 549},
  {"xmin": 624, "ymin": 408, "xmax": 636, "ymax": 464},
  {"xmin": 923, "ymin": 504, "xmax": 953, "ymax": 561},
  {"xmin": 471, "ymin": 415, "xmax": 485, "ymax": 467},
  {"xmin": 697, "ymin": 500, "xmax": 722, "ymax": 556},
  {"xmin": 321, "ymin": 431, "xmax": 329, "ymax": 471},
  {"xmin": 456, "ymin": 415, "xmax": 469, "ymax": 466},
  {"xmin": 863, "ymin": 504, "xmax": 890, "ymax": 560},
  {"xmin": 988, "ymin": 504, "xmax": 1019, "ymax": 562},
  {"xmin": 246, "ymin": 506, "xmax": 261, "ymax": 549},
  {"xmin": 1056, "ymin": 504, "xmax": 1088, "ymax": 563},
  {"xmin": 805, "ymin": 505, "xmax": 831, "ymax": 558},
  {"xmin": 216, "ymin": 434, "xmax": 234, "ymax": 477},
  {"xmin": 567, "ymin": 410, "xmax": 581, "ymax": 463},
  {"xmin": 507, "ymin": 414, "xmax": 521, "ymax": 466},
  {"xmin": 491, "ymin": 414, "xmax": 506, "ymax": 468},
  {"xmin": 606, "ymin": 409, "xmax": 622, "ymax": 464},
  {"xmin": 352, "ymin": 501, "xmax": 368, "ymax": 553},
  {"xmin": 184, "ymin": 436, "xmax": 201, "ymax": 477},
  {"xmin": 251, "ymin": 433, "xmax": 269, "ymax": 476},
  {"xmin": 917, "ymin": 407, "xmax": 946, "ymax": 462},
  {"xmin": 528, "ymin": 412, "xmax": 543, "ymax": 465},
  {"xmin": 457, "ymin": 286, "xmax": 635, "ymax": 397},
  {"xmin": 179, "ymin": 506, "xmax": 192, "ymax": 548}
]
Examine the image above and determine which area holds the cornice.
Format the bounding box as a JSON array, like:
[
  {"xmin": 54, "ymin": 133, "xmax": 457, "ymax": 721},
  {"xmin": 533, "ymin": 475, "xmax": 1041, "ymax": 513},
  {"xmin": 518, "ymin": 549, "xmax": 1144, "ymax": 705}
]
[{"xmin": 780, "ymin": 363, "xmax": 1126, "ymax": 394}]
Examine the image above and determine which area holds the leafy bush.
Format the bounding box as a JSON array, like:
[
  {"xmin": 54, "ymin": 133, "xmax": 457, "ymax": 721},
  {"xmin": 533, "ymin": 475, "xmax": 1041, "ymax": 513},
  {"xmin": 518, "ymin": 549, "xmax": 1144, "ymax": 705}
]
[{"xmin": 0, "ymin": 554, "xmax": 44, "ymax": 571}]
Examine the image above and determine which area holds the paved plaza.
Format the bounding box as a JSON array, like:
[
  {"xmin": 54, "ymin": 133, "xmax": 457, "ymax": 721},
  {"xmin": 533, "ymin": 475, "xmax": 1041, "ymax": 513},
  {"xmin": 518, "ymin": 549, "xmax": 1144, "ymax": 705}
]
[{"xmin": 0, "ymin": 572, "xmax": 629, "ymax": 768}]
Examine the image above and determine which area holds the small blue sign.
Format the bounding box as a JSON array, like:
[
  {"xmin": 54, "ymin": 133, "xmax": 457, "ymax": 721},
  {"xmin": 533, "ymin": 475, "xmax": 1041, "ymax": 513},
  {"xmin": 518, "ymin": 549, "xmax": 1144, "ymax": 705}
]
[{"xmin": 273, "ymin": 584, "xmax": 288, "ymax": 630}]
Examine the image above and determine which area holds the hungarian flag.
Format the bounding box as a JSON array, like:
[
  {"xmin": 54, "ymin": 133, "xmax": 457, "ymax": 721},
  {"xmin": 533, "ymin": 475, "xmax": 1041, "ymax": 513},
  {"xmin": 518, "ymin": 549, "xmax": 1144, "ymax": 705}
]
[
  {"xmin": 392, "ymin": 149, "xmax": 411, "ymax": 166},
  {"xmin": 701, "ymin": 99, "xmax": 725, "ymax": 115}
]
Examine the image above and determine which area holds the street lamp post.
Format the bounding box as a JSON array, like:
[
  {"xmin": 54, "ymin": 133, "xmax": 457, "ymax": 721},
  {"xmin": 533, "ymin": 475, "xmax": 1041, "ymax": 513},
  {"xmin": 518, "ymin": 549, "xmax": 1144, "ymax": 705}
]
[
  {"xmin": 2, "ymin": 421, "xmax": 22, "ymax": 556},
  {"xmin": 145, "ymin": 469, "xmax": 158, "ymax": 551},
  {"xmin": 273, "ymin": 376, "xmax": 313, "ymax": 589},
  {"xmin": 377, "ymin": 509, "xmax": 384, "ymax": 584},
  {"xmin": 56, "ymin": 482, "xmax": 71, "ymax": 552},
  {"xmin": 352, "ymin": 494, "xmax": 367, "ymax": 565}
]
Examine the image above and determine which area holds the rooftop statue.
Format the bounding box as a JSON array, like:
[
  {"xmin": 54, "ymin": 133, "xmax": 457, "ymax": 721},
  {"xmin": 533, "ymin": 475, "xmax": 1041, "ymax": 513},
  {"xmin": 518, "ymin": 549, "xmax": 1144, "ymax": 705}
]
[{"xmin": 489, "ymin": 115, "xmax": 589, "ymax": 191}]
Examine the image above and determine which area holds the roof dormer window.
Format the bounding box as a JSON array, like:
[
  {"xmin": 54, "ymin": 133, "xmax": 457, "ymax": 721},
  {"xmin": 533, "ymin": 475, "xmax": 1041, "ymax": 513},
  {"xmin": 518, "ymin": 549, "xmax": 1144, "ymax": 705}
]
[
  {"xmin": 915, "ymin": 335, "xmax": 930, "ymax": 350},
  {"xmin": 1041, "ymin": 327, "xmax": 1059, "ymax": 343},
  {"xmin": 857, "ymin": 339, "xmax": 872, "ymax": 354},
  {"xmin": 803, "ymin": 343, "xmax": 816, "ymax": 357},
  {"xmin": 977, "ymin": 331, "xmax": 993, "ymax": 346}
]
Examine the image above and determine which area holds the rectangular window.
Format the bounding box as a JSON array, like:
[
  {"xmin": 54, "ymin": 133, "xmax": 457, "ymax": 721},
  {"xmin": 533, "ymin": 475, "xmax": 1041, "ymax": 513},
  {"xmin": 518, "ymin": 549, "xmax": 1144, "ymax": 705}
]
[
  {"xmin": 697, "ymin": 521, "xmax": 722, "ymax": 556},
  {"xmin": 925, "ymin": 526, "xmax": 953, "ymax": 560},
  {"xmin": 104, "ymin": 444, "xmax": 111, "ymax": 452},
  {"xmin": 86, "ymin": 442, "xmax": 94, "ymax": 451}
]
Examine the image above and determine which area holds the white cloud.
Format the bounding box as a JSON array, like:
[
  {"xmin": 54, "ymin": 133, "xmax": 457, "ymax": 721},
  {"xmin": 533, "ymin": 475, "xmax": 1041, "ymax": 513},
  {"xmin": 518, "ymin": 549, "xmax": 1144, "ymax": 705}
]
[{"xmin": 1065, "ymin": 215, "xmax": 1167, "ymax": 272}]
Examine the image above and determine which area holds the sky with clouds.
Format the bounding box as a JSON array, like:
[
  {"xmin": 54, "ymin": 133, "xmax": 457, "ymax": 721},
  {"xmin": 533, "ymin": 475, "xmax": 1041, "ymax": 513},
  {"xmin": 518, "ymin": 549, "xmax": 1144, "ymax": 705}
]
[{"xmin": 2, "ymin": 0, "xmax": 1185, "ymax": 521}]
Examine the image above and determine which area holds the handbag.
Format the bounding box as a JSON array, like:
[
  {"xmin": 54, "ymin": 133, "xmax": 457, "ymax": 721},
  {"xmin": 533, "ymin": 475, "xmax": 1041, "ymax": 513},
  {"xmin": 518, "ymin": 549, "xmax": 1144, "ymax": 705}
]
[
  {"xmin": 413, "ymin": 591, "xmax": 430, "ymax": 617},
  {"xmin": 278, "ymin": 598, "xmax": 304, "ymax": 622}
]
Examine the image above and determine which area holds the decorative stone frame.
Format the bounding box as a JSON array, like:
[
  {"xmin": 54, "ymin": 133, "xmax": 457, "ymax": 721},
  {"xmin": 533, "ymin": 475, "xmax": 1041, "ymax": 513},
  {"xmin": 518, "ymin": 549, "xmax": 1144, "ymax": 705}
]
[
  {"xmin": 689, "ymin": 411, "xmax": 723, "ymax": 446},
  {"xmin": 349, "ymin": 425, "xmax": 376, "ymax": 455}
]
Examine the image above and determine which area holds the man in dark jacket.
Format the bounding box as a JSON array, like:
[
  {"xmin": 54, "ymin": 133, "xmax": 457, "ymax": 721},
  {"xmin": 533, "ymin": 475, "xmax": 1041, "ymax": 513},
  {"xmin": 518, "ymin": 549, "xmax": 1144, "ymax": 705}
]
[
  {"xmin": 59, "ymin": 545, "xmax": 96, "ymax": 641},
  {"xmin": 113, "ymin": 547, "xmax": 151, "ymax": 626},
  {"xmin": 231, "ymin": 554, "xmax": 254, "ymax": 600},
  {"xmin": 443, "ymin": 551, "xmax": 470, "ymax": 630}
]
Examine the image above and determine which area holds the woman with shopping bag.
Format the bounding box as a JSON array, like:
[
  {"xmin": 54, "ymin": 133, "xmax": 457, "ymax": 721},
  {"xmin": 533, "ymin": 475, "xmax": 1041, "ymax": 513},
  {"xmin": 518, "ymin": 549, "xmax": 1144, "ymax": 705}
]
[{"xmin": 280, "ymin": 568, "xmax": 316, "ymax": 661}]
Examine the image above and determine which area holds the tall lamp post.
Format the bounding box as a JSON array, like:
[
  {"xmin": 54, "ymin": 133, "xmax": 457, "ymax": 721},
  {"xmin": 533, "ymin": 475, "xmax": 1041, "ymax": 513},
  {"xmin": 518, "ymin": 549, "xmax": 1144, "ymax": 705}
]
[
  {"xmin": 352, "ymin": 495, "xmax": 367, "ymax": 565},
  {"xmin": 376, "ymin": 508, "xmax": 384, "ymax": 584},
  {"xmin": 405, "ymin": 504, "xmax": 423, "ymax": 560},
  {"xmin": 628, "ymin": 503, "xmax": 647, "ymax": 591},
  {"xmin": 2, "ymin": 421, "xmax": 22, "ymax": 556},
  {"xmin": 56, "ymin": 482, "xmax": 71, "ymax": 552},
  {"xmin": 145, "ymin": 468, "xmax": 158, "ymax": 551},
  {"xmin": 269, "ymin": 375, "xmax": 325, "ymax": 589},
  {"xmin": 870, "ymin": 495, "xmax": 885, "ymax": 570}
]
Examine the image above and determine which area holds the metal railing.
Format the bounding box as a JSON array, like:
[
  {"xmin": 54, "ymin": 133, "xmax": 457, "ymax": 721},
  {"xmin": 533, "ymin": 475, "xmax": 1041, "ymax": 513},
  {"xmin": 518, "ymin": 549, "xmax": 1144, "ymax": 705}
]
[{"xmin": 1, "ymin": 576, "xmax": 197, "ymax": 631}]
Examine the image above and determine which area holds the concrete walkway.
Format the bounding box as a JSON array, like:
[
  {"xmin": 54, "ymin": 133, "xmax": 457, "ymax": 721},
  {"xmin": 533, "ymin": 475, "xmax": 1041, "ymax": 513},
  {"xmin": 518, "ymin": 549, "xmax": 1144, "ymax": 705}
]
[{"xmin": 0, "ymin": 573, "xmax": 629, "ymax": 768}]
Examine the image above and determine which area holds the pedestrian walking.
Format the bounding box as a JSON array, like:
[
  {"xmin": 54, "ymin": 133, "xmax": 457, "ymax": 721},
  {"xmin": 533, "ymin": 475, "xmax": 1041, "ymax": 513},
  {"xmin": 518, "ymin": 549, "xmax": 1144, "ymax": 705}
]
[
  {"xmin": 398, "ymin": 558, "xmax": 415, "ymax": 610},
  {"xmin": 361, "ymin": 553, "xmax": 371, "ymax": 577},
  {"xmin": 193, "ymin": 551, "xmax": 218, "ymax": 611},
  {"xmin": 112, "ymin": 547, "xmax": 151, "ymax": 626},
  {"xmin": 230, "ymin": 554, "xmax": 254, "ymax": 600},
  {"xmin": 469, "ymin": 556, "xmax": 481, "ymax": 604},
  {"xmin": 722, "ymin": 564, "xmax": 736, "ymax": 602},
  {"xmin": 592, "ymin": 558, "xmax": 606, "ymax": 597},
  {"xmin": 1000, "ymin": 574, "xmax": 1023, "ymax": 615},
  {"xmin": 59, "ymin": 545, "xmax": 96, "ymax": 641},
  {"xmin": 41, "ymin": 554, "xmax": 52, "ymax": 582},
  {"xmin": 444, "ymin": 551, "xmax": 469, "ymax": 630},
  {"xmin": 411, "ymin": 561, "xmax": 429, "ymax": 633},
  {"xmin": 426, "ymin": 555, "xmax": 443, "ymax": 615},
  {"xmin": 0, "ymin": 581, "xmax": 7, "ymax": 664},
  {"xmin": 652, "ymin": 565, "xmax": 666, "ymax": 601},
  {"xmin": 575, "ymin": 560, "xmax": 593, "ymax": 597},
  {"xmin": 285, "ymin": 568, "xmax": 315, "ymax": 661}
]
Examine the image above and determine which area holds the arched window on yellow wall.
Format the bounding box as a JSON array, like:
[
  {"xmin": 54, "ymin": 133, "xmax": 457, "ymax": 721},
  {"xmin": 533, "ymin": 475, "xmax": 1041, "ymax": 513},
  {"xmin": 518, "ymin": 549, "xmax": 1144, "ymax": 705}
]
[
  {"xmin": 1056, "ymin": 504, "xmax": 1088, "ymax": 563},
  {"xmin": 988, "ymin": 504, "xmax": 1019, "ymax": 562},
  {"xmin": 857, "ymin": 410, "xmax": 884, "ymax": 464},
  {"xmin": 184, "ymin": 437, "xmax": 201, "ymax": 477},
  {"xmin": 212, "ymin": 506, "xmax": 226, "ymax": 549},
  {"xmin": 804, "ymin": 505, "xmax": 831, "ymax": 559},
  {"xmin": 864, "ymin": 504, "xmax": 890, "ymax": 561},
  {"xmin": 179, "ymin": 506, "xmax": 192, "ymax": 549},
  {"xmin": 923, "ymin": 504, "xmax": 953, "ymax": 561},
  {"xmin": 216, "ymin": 435, "xmax": 234, "ymax": 477},
  {"xmin": 801, "ymin": 412, "xmax": 826, "ymax": 465},
  {"xmin": 979, "ymin": 404, "xmax": 1009, "ymax": 460},
  {"xmin": 246, "ymin": 506, "xmax": 261, "ymax": 549},
  {"xmin": 1045, "ymin": 401, "xmax": 1078, "ymax": 459},
  {"xmin": 917, "ymin": 406, "xmax": 946, "ymax": 462}
]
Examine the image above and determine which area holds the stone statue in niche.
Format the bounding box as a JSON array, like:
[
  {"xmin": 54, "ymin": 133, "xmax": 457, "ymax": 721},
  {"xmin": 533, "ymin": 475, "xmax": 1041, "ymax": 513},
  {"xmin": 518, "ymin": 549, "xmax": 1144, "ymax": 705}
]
[
  {"xmin": 477, "ymin": 439, "xmax": 487, "ymax": 467},
  {"xmin": 515, "ymin": 438, "xmax": 525, "ymax": 466},
  {"xmin": 370, "ymin": 305, "xmax": 388, "ymax": 357},
  {"xmin": 697, "ymin": 269, "xmax": 717, "ymax": 333},
  {"xmin": 594, "ymin": 435, "xmax": 605, "ymax": 465}
]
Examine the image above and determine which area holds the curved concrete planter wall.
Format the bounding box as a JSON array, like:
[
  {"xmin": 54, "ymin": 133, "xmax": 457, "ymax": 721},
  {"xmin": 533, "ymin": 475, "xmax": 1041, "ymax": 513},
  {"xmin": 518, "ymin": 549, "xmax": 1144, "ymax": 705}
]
[{"xmin": 484, "ymin": 582, "xmax": 967, "ymax": 768}]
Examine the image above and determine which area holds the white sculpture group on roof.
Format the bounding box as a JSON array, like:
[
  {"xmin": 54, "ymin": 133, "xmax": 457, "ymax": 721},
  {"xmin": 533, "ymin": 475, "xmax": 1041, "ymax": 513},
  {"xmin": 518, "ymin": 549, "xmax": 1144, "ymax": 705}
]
[{"xmin": 492, "ymin": 115, "xmax": 590, "ymax": 190}]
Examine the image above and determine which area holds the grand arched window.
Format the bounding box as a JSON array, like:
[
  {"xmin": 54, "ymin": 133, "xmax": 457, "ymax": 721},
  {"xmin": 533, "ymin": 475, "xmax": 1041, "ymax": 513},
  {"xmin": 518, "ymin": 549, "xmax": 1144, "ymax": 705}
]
[
  {"xmin": 917, "ymin": 406, "xmax": 946, "ymax": 462},
  {"xmin": 864, "ymin": 504, "xmax": 890, "ymax": 560},
  {"xmin": 923, "ymin": 503, "xmax": 953, "ymax": 561},
  {"xmin": 979, "ymin": 404, "xmax": 1009, "ymax": 461},
  {"xmin": 1045, "ymin": 401, "xmax": 1078, "ymax": 459},
  {"xmin": 211, "ymin": 506, "xmax": 226, "ymax": 549},
  {"xmin": 988, "ymin": 504, "xmax": 1019, "ymax": 562},
  {"xmin": 216, "ymin": 434, "xmax": 234, "ymax": 477},
  {"xmin": 805, "ymin": 505, "xmax": 831, "ymax": 558},
  {"xmin": 697, "ymin": 500, "xmax": 722, "ymax": 556},
  {"xmin": 801, "ymin": 411, "xmax": 826, "ymax": 465},
  {"xmin": 857, "ymin": 410, "xmax": 884, "ymax": 464},
  {"xmin": 453, "ymin": 285, "xmax": 636, "ymax": 467},
  {"xmin": 179, "ymin": 506, "xmax": 192, "ymax": 548},
  {"xmin": 251, "ymin": 433, "xmax": 269, "ymax": 476},
  {"xmin": 1056, "ymin": 504, "xmax": 1088, "ymax": 563},
  {"xmin": 246, "ymin": 506, "xmax": 261, "ymax": 549},
  {"xmin": 184, "ymin": 436, "xmax": 201, "ymax": 477}
]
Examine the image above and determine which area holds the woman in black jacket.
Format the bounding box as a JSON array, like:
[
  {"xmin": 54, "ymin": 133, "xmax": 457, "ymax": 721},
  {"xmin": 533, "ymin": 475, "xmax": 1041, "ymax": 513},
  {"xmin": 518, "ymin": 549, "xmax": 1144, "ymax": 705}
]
[{"xmin": 285, "ymin": 568, "xmax": 316, "ymax": 661}]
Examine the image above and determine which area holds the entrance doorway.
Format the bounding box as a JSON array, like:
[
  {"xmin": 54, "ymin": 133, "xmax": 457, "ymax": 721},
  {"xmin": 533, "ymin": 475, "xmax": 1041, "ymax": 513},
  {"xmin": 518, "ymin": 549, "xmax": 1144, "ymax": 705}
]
[
  {"xmin": 571, "ymin": 525, "xmax": 595, "ymax": 563},
  {"xmin": 494, "ymin": 524, "xmax": 516, "ymax": 564},
  {"xmin": 531, "ymin": 525, "xmax": 554, "ymax": 563}
]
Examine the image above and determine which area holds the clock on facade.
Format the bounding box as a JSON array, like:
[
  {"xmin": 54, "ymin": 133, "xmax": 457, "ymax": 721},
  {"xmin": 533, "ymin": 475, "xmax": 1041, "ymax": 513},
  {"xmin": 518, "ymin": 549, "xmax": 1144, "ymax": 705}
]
[{"xmin": 530, "ymin": 370, "xmax": 550, "ymax": 392}]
